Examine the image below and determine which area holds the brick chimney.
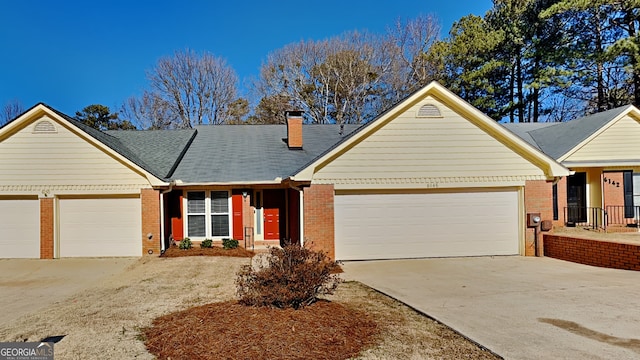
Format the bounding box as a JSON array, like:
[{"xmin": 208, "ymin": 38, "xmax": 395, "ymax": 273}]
[{"xmin": 285, "ymin": 111, "xmax": 303, "ymax": 149}]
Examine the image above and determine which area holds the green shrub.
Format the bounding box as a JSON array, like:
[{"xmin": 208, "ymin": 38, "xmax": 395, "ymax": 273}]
[
  {"xmin": 235, "ymin": 245, "xmax": 341, "ymax": 309},
  {"xmin": 200, "ymin": 239, "xmax": 213, "ymax": 248},
  {"xmin": 178, "ymin": 238, "xmax": 192, "ymax": 250},
  {"xmin": 222, "ymin": 238, "xmax": 239, "ymax": 250}
]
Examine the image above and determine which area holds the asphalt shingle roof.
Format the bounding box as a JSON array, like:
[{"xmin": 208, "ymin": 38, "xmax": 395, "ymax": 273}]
[
  {"xmin": 502, "ymin": 106, "xmax": 632, "ymax": 160},
  {"xmin": 170, "ymin": 124, "xmax": 359, "ymax": 183},
  {"xmin": 106, "ymin": 129, "xmax": 196, "ymax": 178}
]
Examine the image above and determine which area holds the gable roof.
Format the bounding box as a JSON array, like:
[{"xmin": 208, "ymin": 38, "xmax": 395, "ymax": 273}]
[
  {"xmin": 292, "ymin": 81, "xmax": 570, "ymax": 181},
  {"xmin": 0, "ymin": 103, "xmax": 173, "ymax": 184},
  {"xmin": 170, "ymin": 124, "xmax": 358, "ymax": 183},
  {"xmin": 502, "ymin": 105, "xmax": 635, "ymax": 161}
]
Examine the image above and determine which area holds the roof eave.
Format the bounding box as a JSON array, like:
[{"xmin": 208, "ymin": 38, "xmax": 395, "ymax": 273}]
[{"xmin": 173, "ymin": 179, "xmax": 284, "ymax": 187}]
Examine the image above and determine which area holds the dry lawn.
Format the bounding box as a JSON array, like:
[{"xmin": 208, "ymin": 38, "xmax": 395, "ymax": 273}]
[
  {"xmin": 552, "ymin": 226, "xmax": 640, "ymax": 243},
  {"xmin": 0, "ymin": 256, "xmax": 499, "ymax": 359}
]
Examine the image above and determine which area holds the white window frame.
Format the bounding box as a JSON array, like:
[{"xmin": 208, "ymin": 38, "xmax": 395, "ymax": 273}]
[{"xmin": 184, "ymin": 190, "xmax": 232, "ymax": 239}]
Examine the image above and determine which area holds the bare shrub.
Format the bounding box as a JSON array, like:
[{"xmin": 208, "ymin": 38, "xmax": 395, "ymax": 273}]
[{"xmin": 236, "ymin": 245, "xmax": 341, "ymax": 309}]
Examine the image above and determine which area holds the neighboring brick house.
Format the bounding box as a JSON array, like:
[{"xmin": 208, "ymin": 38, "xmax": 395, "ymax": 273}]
[
  {"xmin": 0, "ymin": 82, "xmax": 575, "ymax": 260},
  {"xmin": 504, "ymin": 105, "xmax": 640, "ymax": 240}
]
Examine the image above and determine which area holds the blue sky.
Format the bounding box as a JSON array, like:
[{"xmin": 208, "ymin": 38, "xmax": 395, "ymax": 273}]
[{"xmin": 0, "ymin": 1, "xmax": 492, "ymax": 116}]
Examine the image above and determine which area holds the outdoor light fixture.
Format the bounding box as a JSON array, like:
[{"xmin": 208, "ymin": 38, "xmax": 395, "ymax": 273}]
[{"xmin": 242, "ymin": 191, "xmax": 249, "ymax": 198}]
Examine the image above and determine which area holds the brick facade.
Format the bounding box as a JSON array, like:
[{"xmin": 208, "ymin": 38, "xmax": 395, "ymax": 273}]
[
  {"xmin": 544, "ymin": 234, "xmax": 640, "ymax": 271},
  {"xmin": 602, "ymin": 171, "xmax": 624, "ymax": 207},
  {"xmin": 40, "ymin": 197, "xmax": 54, "ymax": 259},
  {"xmin": 524, "ymin": 180, "xmax": 555, "ymax": 256},
  {"xmin": 555, "ymin": 177, "xmax": 568, "ymax": 226},
  {"xmin": 303, "ymin": 184, "xmax": 335, "ymax": 259},
  {"xmin": 141, "ymin": 188, "xmax": 161, "ymax": 255}
]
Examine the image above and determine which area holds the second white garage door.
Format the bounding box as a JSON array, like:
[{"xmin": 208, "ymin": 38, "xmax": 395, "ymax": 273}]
[
  {"xmin": 334, "ymin": 190, "xmax": 520, "ymax": 260},
  {"xmin": 59, "ymin": 197, "xmax": 141, "ymax": 257},
  {"xmin": 0, "ymin": 197, "xmax": 40, "ymax": 258}
]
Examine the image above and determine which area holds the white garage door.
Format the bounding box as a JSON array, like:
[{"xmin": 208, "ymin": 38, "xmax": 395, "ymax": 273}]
[
  {"xmin": 334, "ymin": 190, "xmax": 520, "ymax": 260},
  {"xmin": 59, "ymin": 197, "xmax": 141, "ymax": 257},
  {"xmin": 0, "ymin": 198, "xmax": 40, "ymax": 258}
]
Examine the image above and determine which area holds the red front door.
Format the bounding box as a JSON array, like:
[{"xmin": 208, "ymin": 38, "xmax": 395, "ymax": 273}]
[
  {"xmin": 262, "ymin": 189, "xmax": 285, "ymax": 240},
  {"xmin": 264, "ymin": 208, "xmax": 280, "ymax": 240}
]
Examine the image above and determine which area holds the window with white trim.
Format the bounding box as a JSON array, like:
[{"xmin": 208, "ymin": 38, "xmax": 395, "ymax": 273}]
[
  {"xmin": 187, "ymin": 191, "xmax": 206, "ymax": 237},
  {"xmin": 211, "ymin": 191, "xmax": 229, "ymax": 237},
  {"xmin": 185, "ymin": 191, "xmax": 231, "ymax": 238}
]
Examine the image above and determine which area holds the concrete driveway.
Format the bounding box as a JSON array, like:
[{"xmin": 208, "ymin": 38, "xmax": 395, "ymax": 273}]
[
  {"xmin": 0, "ymin": 258, "xmax": 137, "ymax": 326},
  {"xmin": 342, "ymin": 256, "xmax": 640, "ymax": 360}
]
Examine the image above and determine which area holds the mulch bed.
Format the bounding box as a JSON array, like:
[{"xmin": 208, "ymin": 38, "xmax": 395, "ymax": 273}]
[
  {"xmin": 161, "ymin": 246, "xmax": 255, "ymax": 258},
  {"xmin": 144, "ymin": 300, "xmax": 378, "ymax": 360}
]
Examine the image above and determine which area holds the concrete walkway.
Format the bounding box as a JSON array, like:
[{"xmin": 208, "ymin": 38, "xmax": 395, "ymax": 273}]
[
  {"xmin": 0, "ymin": 258, "xmax": 137, "ymax": 325},
  {"xmin": 342, "ymin": 256, "xmax": 640, "ymax": 360}
]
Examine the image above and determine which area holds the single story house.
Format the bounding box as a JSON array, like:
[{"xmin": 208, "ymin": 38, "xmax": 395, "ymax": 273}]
[{"xmin": 0, "ymin": 82, "xmax": 573, "ymax": 260}]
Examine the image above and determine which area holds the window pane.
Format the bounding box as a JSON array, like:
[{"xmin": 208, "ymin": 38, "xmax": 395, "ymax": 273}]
[
  {"xmin": 211, "ymin": 191, "xmax": 228, "ymax": 213},
  {"xmin": 188, "ymin": 215, "xmax": 206, "ymax": 237},
  {"xmin": 187, "ymin": 192, "xmax": 205, "ymax": 213},
  {"xmin": 212, "ymin": 214, "xmax": 229, "ymax": 237}
]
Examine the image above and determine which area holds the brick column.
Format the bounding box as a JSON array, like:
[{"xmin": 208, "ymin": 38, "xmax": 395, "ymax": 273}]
[
  {"xmin": 141, "ymin": 189, "xmax": 161, "ymax": 256},
  {"xmin": 303, "ymin": 184, "xmax": 335, "ymax": 259},
  {"xmin": 524, "ymin": 180, "xmax": 554, "ymax": 256},
  {"xmin": 40, "ymin": 197, "xmax": 54, "ymax": 259}
]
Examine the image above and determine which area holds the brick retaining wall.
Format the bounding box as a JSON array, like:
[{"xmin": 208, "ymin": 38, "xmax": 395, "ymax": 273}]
[{"xmin": 544, "ymin": 234, "xmax": 640, "ymax": 271}]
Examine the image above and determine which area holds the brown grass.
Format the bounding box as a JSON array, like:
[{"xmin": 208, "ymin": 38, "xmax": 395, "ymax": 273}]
[
  {"xmin": 144, "ymin": 300, "xmax": 378, "ymax": 360},
  {"xmin": 0, "ymin": 257, "xmax": 498, "ymax": 360}
]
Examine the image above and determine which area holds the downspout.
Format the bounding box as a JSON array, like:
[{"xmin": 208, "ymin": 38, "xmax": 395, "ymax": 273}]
[{"xmin": 160, "ymin": 180, "xmax": 176, "ymax": 252}]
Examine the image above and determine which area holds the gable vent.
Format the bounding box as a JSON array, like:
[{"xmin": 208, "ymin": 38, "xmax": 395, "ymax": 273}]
[
  {"xmin": 33, "ymin": 120, "xmax": 56, "ymax": 133},
  {"xmin": 417, "ymin": 104, "xmax": 442, "ymax": 118}
]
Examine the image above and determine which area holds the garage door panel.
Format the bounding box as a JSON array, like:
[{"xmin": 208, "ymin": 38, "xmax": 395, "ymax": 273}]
[
  {"xmin": 335, "ymin": 191, "xmax": 519, "ymax": 260},
  {"xmin": 59, "ymin": 197, "xmax": 141, "ymax": 257},
  {"xmin": 0, "ymin": 199, "xmax": 40, "ymax": 258}
]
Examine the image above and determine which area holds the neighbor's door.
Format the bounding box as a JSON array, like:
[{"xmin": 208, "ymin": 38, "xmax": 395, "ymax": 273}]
[{"xmin": 566, "ymin": 172, "xmax": 587, "ymax": 224}]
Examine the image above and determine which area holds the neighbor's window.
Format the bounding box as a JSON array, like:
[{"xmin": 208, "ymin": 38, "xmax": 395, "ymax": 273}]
[{"xmin": 186, "ymin": 190, "xmax": 231, "ymax": 238}]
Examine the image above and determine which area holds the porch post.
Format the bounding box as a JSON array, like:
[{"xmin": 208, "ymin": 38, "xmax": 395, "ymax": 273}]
[
  {"xmin": 299, "ymin": 189, "xmax": 304, "ymax": 247},
  {"xmin": 586, "ymin": 168, "xmax": 604, "ymax": 227}
]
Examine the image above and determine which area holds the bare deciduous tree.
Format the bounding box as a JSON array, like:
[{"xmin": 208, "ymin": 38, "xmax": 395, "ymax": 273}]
[
  {"xmin": 250, "ymin": 16, "xmax": 442, "ymax": 124},
  {"xmin": 385, "ymin": 14, "xmax": 441, "ymax": 99},
  {"xmin": 254, "ymin": 32, "xmax": 401, "ymax": 124},
  {"xmin": 121, "ymin": 91, "xmax": 178, "ymax": 129},
  {"xmin": 125, "ymin": 49, "xmax": 239, "ymax": 129},
  {"xmin": 1, "ymin": 99, "xmax": 25, "ymax": 125}
]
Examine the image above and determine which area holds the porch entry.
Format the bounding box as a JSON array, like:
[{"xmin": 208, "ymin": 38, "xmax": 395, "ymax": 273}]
[
  {"xmin": 254, "ymin": 189, "xmax": 285, "ymax": 241},
  {"xmin": 566, "ymin": 172, "xmax": 586, "ymax": 224}
]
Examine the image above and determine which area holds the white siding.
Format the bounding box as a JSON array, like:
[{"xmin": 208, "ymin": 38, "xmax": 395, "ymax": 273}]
[
  {"xmin": 59, "ymin": 197, "xmax": 141, "ymax": 257},
  {"xmin": 0, "ymin": 116, "xmax": 149, "ymax": 187},
  {"xmin": 334, "ymin": 190, "xmax": 519, "ymax": 260},
  {"xmin": 0, "ymin": 198, "xmax": 40, "ymax": 258},
  {"xmin": 564, "ymin": 115, "xmax": 640, "ymax": 162},
  {"xmin": 314, "ymin": 97, "xmax": 545, "ymax": 183}
]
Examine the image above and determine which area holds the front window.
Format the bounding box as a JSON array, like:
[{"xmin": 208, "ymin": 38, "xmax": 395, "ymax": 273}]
[
  {"xmin": 187, "ymin": 191, "xmax": 206, "ymax": 237},
  {"xmin": 186, "ymin": 190, "xmax": 231, "ymax": 238},
  {"xmin": 211, "ymin": 191, "xmax": 229, "ymax": 237}
]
